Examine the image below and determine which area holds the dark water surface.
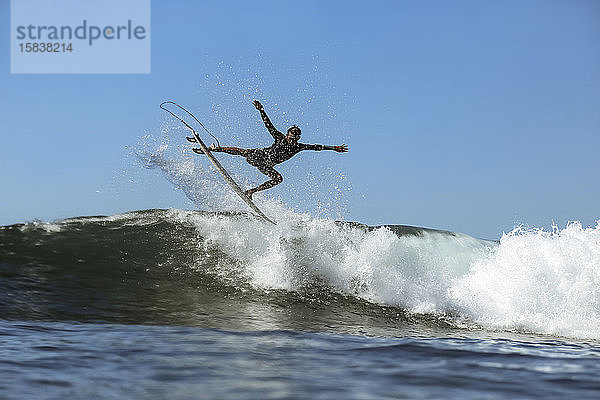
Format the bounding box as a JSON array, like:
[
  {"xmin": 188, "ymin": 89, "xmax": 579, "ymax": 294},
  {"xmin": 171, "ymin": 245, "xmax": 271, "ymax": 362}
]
[{"xmin": 2, "ymin": 321, "xmax": 599, "ymax": 400}]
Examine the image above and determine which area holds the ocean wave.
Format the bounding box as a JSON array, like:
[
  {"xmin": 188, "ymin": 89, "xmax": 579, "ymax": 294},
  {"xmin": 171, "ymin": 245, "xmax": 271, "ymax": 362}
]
[{"xmin": 2, "ymin": 209, "xmax": 598, "ymax": 339}]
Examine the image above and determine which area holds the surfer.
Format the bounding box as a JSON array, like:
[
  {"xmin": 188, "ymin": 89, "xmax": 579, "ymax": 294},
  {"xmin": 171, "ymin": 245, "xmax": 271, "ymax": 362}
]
[{"xmin": 193, "ymin": 100, "xmax": 348, "ymax": 199}]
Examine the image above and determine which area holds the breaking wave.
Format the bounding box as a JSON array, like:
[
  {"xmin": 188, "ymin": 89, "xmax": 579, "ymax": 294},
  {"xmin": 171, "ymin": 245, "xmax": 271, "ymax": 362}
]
[{"xmin": 3, "ymin": 209, "xmax": 599, "ymax": 339}]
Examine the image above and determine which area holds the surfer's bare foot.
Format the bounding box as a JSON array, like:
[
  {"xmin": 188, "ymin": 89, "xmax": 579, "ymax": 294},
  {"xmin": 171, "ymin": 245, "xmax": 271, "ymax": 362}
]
[
  {"xmin": 208, "ymin": 143, "xmax": 221, "ymax": 151},
  {"xmin": 194, "ymin": 144, "xmax": 218, "ymax": 155}
]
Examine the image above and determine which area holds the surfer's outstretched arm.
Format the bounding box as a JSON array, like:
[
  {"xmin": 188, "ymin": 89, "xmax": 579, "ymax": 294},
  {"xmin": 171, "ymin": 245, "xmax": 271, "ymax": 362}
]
[
  {"xmin": 301, "ymin": 143, "xmax": 349, "ymax": 153},
  {"xmin": 253, "ymin": 100, "xmax": 285, "ymax": 141}
]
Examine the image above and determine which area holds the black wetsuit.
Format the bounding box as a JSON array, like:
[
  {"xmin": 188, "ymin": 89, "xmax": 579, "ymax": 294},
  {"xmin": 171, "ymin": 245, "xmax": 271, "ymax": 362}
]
[
  {"xmin": 246, "ymin": 137, "xmax": 323, "ymax": 169},
  {"xmin": 213, "ymin": 106, "xmax": 335, "ymax": 198}
]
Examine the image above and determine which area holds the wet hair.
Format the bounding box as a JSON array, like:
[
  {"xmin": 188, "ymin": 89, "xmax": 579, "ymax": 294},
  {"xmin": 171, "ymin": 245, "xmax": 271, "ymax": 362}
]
[{"xmin": 287, "ymin": 125, "xmax": 301, "ymax": 136}]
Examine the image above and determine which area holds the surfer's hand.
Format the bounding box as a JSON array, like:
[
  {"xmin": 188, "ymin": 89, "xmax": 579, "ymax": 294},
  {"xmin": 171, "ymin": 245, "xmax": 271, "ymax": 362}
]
[
  {"xmin": 253, "ymin": 100, "xmax": 263, "ymax": 111},
  {"xmin": 335, "ymin": 144, "xmax": 349, "ymax": 153}
]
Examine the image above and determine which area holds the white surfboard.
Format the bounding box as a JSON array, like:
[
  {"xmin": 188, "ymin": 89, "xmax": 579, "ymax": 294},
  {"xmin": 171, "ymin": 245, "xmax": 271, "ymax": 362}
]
[{"xmin": 188, "ymin": 129, "xmax": 276, "ymax": 225}]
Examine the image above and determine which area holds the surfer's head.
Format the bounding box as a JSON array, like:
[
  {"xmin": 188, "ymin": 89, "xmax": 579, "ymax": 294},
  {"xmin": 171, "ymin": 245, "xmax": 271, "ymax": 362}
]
[{"xmin": 286, "ymin": 125, "xmax": 301, "ymax": 143}]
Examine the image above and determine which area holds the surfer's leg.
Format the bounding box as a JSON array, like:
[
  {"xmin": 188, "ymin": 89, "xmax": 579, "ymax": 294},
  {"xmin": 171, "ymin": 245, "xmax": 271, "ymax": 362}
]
[
  {"xmin": 215, "ymin": 147, "xmax": 252, "ymax": 157},
  {"xmin": 195, "ymin": 146, "xmax": 252, "ymax": 156},
  {"xmin": 244, "ymin": 167, "xmax": 283, "ymax": 199}
]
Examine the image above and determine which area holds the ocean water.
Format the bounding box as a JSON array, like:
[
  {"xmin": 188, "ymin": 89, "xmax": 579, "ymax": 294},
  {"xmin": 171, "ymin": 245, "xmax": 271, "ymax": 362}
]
[{"xmin": 1, "ymin": 208, "xmax": 599, "ymax": 399}]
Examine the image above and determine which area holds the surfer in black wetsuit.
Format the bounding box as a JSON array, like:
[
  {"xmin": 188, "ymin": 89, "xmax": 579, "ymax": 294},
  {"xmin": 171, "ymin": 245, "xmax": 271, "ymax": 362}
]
[{"xmin": 196, "ymin": 100, "xmax": 348, "ymax": 199}]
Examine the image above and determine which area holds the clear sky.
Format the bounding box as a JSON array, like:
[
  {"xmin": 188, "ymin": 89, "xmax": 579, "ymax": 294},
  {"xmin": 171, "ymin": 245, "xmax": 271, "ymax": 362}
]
[{"xmin": 1, "ymin": 0, "xmax": 599, "ymax": 239}]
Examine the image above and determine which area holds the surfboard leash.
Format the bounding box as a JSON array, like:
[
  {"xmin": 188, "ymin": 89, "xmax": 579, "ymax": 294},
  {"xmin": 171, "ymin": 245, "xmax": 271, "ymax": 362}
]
[{"xmin": 159, "ymin": 101, "xmax": 222, "ymax": 148}]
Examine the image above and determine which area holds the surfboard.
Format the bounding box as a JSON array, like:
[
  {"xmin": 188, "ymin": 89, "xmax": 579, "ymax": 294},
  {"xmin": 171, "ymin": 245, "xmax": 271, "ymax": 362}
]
[{"xmin": 187, "ymin": 129, "xmax": 276, "ymax": 225}]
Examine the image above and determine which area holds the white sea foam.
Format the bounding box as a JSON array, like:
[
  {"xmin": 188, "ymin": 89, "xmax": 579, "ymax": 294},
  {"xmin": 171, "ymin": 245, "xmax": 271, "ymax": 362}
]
[
  {"xmin": 18, "ymin": 220, "xmax": 63, "ymax": 233},
  {"xmin": 173, "ymin": 203, "xmax": 488, "ymax": 314},
  {"xmin": 449, "ymin": 221, "xmax": 600, "ymax": 339}
]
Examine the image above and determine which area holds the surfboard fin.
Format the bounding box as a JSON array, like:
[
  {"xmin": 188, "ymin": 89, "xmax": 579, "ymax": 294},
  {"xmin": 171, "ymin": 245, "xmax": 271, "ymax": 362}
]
[
  {"xmin": 186, "ymin": 136, "xmax": 198, "ymax": 143},
  {"xmin": 192, "ymin": 148, "xmax": 206, "ymax": 155}
]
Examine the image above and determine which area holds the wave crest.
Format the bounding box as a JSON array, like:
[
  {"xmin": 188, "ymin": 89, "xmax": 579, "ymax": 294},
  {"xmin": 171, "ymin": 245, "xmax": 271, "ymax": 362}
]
[{"xmin": 450, "ymin": 221, "xmax": 600, "ymax": 338}]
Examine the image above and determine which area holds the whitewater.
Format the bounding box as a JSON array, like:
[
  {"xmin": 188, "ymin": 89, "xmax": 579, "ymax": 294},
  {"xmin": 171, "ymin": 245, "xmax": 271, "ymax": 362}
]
[{"xmin": 151, "ymin": 208, "xmax": 600, "ymax": 339}]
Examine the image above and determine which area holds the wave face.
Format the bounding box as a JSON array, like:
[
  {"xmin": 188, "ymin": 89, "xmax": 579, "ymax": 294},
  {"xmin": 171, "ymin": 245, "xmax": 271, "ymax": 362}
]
[{"xmin": 2, "ymin": 209, "xmax": 598, "ymax": 339}]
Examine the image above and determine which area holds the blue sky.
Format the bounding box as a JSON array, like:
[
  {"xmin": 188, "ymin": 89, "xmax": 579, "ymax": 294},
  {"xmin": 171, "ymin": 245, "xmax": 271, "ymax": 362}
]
[{"xmin": 1, "ymin": 0, "xmax": 599, "ymax": 239}]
